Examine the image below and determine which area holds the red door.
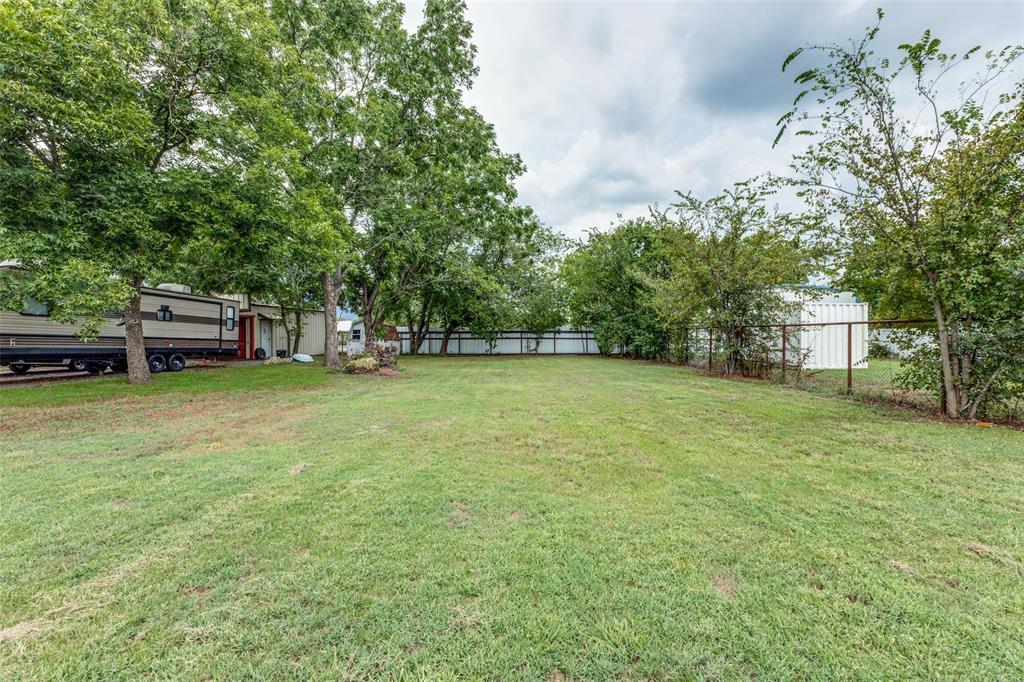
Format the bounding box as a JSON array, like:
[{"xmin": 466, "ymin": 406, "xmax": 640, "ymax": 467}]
[{"xmin": 238, "ymin": 317, "xmax": 248, "ymax": 359}]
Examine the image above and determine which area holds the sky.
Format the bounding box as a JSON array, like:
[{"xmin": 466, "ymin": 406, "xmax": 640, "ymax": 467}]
[{"xmin": 405, "ymin": 1, "xmax": 1023, "ymax": 241}]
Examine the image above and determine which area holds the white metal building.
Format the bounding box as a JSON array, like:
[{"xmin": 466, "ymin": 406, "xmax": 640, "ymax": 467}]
[{"xmin": 780, "ymin": 288, "xmax": 869, "ymax": 369}]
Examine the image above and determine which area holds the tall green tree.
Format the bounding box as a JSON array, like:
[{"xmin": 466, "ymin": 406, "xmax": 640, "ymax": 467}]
[
  {"xmin": 346, "ymin": 1, "xmax": 510, "ymax": 348},
  {"xmin": 777, "ymin": 11, "xmax": 1023, "ymax": 417},
  {"xmin": 0, "ymin": 0, "xmax": 267, "ymax": 382}
]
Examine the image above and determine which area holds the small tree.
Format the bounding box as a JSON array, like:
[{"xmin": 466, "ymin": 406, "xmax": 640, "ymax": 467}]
[
  {"xmin": 650, "ymin": 182, "xmax": 814, "ymax": 374},
  {"xmin": 561, "ymin": 217, "xmax": 671, "ymax": 359},
  {"xmin": 777, "ymin": 10, "xmax": 1023, "ymax": 417}
]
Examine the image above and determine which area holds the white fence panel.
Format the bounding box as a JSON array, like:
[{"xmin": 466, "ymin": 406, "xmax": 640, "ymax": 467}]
[{"xmin": 395, "ymin": 327, "xmax": 600, "ymax": 355}]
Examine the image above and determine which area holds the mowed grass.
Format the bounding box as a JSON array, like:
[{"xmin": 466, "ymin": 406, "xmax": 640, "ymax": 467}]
[{"xmin": 1, "ymin": 357, "xmax": 1022, "ymax": 680}]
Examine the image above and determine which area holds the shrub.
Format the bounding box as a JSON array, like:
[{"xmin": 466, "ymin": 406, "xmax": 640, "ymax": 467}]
[{"xmin": 344, "ymin": 356, "xmax": 380, "ymax": 374}]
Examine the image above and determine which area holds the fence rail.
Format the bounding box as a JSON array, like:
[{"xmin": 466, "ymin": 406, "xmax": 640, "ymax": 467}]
[{"xmin": 678, "ymin": 319, "xmax": 946, "ymax": 414}]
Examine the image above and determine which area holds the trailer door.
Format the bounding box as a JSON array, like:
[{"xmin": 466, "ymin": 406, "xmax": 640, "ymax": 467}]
[{"xmin": 259, "ymin": 319, "xmax": 273, "ymax": 358}]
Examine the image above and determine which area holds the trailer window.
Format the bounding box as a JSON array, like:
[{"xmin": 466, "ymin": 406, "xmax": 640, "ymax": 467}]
[
  {"xmin": 156, "ymin": 304, "xmax": 173, "ymax": 321},
  {"xmin": 21, "ymin": 297, "xmax": 49, "ymax": 316},
  {"xmin": 226, "ymin": 306, "xmax": 236, "ymax": 331}
]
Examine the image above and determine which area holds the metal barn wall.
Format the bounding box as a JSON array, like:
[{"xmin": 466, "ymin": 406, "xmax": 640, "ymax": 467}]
[
  {"xmin": 247, "ymin": 304, "xmax": 327, "ymax": 357},
  {"xmin": 796, "ymin": 302, "xmax": 869, "ymax": 369}
]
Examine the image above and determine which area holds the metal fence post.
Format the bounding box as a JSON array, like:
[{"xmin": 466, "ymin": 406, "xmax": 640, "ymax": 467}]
[
  {"xmin": 780, "ymin": 324, "xmax": 787, "ymax": 383},
  {"xmin": 708, "ymin": 328, "xmax": 713, "ymax": 372},
  {"xmin": 846, "ymin": 322, "xmax": 853, "ymax": 394}
]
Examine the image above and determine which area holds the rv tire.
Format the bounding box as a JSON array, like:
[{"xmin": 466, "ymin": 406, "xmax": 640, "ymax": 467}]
[
  {"xmin": 68, "ymin": 359, "xmax": 89, "ymax": 372},
  {"xmin": 9, "ymin": 363, "xmax": 30, "ymax": 374},
  {"xmin": 167, "ymin": 353, "xmax": 186, "ymax": 372},
  {"xmin": 148, "ymin": 354, "xmax": 167, "ymax": 373}
]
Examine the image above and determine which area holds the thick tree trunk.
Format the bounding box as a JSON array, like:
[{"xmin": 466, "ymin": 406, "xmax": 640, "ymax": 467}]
[
  {"xmin": 322, "ymin": 269, "xmax": 342, "ymax": 369},
  {"xmin": 439, "ymin": 326, "xmax": 455, "ymax": 355},
  {"xmin": 124, "ymin": 280, "xmax": 151, "ymax": 384}
]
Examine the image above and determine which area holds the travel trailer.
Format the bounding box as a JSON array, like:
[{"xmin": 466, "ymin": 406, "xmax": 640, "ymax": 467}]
[{"xmin": 0, "ymin": 283, "xmax": 241, "ymax": 374}]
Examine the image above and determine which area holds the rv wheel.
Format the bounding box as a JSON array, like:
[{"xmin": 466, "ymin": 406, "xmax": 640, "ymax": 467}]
[
  {"xmin": 147, "ymin": 353, "xmax": 167, "ymax": 373},
  {"xmin": 9, "ymin": 363, "xmax": 30, "ymax": 375},
  {"xmin": 167, "ymin": 353, "xmax": 186, "ymax": 372},
  {"xmin": 254, "ymin": 347, "xmax": 267, "ymax": 360},
  {"xmin": 111, "ymin": 358, "xmax": 128, "ymax": 372},
  {"xmin": 85, "ymin": 362, "xmax": 106, "ymax": 374},
  {"xmin": 68, "ymin": 359, "xmax": 89, "ymax": 372}
]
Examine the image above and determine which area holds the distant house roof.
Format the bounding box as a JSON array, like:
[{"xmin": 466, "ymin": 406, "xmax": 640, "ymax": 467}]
[{"xmin": 337, "ymin": 320, "xmax": 352, "ymax": 333}]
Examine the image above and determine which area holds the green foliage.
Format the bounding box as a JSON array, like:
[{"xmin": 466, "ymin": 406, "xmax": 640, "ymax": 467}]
[
  {"xmin": 777, "ymin": 13, "xmax": 1024, "ymax": 418},
  {"xmin": 0, "ymin": 0, "xmax": 271, "ymax": 363},
  {"xmin": 650, "ymin": 182, "xmax": 817, "ymax": 372},
  {"xmin": 562, "ymin": 217, "xmax": 671, "ymax": 359}
]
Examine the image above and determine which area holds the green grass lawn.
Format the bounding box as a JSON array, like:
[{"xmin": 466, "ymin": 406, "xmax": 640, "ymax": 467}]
[{"xmin": 2, "ymin": 357, "xmax": 1022, "ymax": 679}]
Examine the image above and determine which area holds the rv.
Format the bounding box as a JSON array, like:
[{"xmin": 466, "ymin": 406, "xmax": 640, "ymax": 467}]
[{"xmin": 0, "ymin": 284, "xmax": 240, "ymax": 375}]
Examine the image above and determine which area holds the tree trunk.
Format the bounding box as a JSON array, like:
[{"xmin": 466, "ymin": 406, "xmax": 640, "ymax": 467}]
[
  {"xmin": 292, "ymin": 309, "xmax": 302, "ymax": 355},
  {"xmin": 124, "ymin": 280, "xmax": 151, "ymax": 384},
  {"xmin": 279, "ymin": 303, "xmax": 293, "ymax": 356},
  {"xmin": 322, "ymin": 269, "xmax": 342, "ymax": 369},
  {"xmin": 439, "ymin": 326, "xmax": 455, "ymax": 355},
  {"xmin": 931, "ymin": 295, "xmax": 961, "ymax": 418}
]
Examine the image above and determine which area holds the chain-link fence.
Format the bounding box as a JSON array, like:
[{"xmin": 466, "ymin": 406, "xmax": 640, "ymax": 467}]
[{"xmin": 674, "ymin": 320, "xmax": 955, "ymax": 416}]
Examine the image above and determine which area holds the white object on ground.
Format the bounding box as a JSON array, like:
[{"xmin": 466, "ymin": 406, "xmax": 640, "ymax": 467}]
[{"xmin": 292, "ymin": 353, "xmax": 314, "ymax": 363}]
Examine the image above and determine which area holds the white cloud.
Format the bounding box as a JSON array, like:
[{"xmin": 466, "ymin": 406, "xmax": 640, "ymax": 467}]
[{"xmin": 406, "ymin": 1, "xmax": 1024, "ymax": 239}]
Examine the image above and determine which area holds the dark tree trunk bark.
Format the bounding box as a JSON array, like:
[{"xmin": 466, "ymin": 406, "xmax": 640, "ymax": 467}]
[
  {"xmin": 439, "ymin": 325, "xmax": 456, "ymax": 355},
  {"xmin": 322, "ymin": 268, "xmax": 342, "ymax": 369},
  {"xmin": 360, "ymin": 281, "xmax": 382, "ymax": 345},
  {"xmin": 279, "ymin": 302, "xmax": 293, "ymax": 355},
  {"xmin": 124, "ymin": 279, "xmax": 151, "ymax": 384},
  {"xmin": 292, "ymin": 309, "xmax": 302, "ymax": 355}
]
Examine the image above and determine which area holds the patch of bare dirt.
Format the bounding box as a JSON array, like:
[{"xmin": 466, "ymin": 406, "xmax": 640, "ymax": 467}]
[
  {"xmin": 375, "ymin": 367, "xmax": 401, "ymax": 377},
  {"xmin": 508, "ymin": 510, "xmax": 524, "ymax": 522},
  {"xmin": 548, "ymin": 671, "xmax": 581, "ymax": 682},
  {"xmin": 290, "ymin": 462, "xmax": 313, "ymax": 476},
  {"xmin": 967, "ymin": 542, "xmax": 997, "ymax": 558},
  {"xmin": 887, "ymin": 559, "xmax": 915, "ymax": 576},
  {"xmin": 711, "ymin": 572, "xmax": 738, "ymax": 598},
  {"xmin": 450, "ymin": 604, "xmax": 484, "ymax": 629},
  {"xmin": 447, "ymin": 500, "xmax": 471, "ymax": 527},
  {"xmin": 0, "ymin": 618, "xmax": 43, "ymax": 645},
  {"xmin": 183, "ymin": 586, "xmax": 211, "ymax": 605}
]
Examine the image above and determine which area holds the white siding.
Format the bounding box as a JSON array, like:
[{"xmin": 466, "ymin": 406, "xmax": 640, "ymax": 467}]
[
  {"xmin": 376, "ymin": 326, "xmax": 600, "ymax": 356},
  {"xmin": 796, "ymin": 301, "xmax": 869, "ymax": 369}
]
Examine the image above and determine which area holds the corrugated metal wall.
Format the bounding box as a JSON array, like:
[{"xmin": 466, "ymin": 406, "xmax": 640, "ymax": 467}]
[
  {"xmin": 249, "ymin": 304, "xmax": 326, "ymax": 357},
  {"xmin": 796, "ymin": 302, "xmax": 869, "ymax": 369}
]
